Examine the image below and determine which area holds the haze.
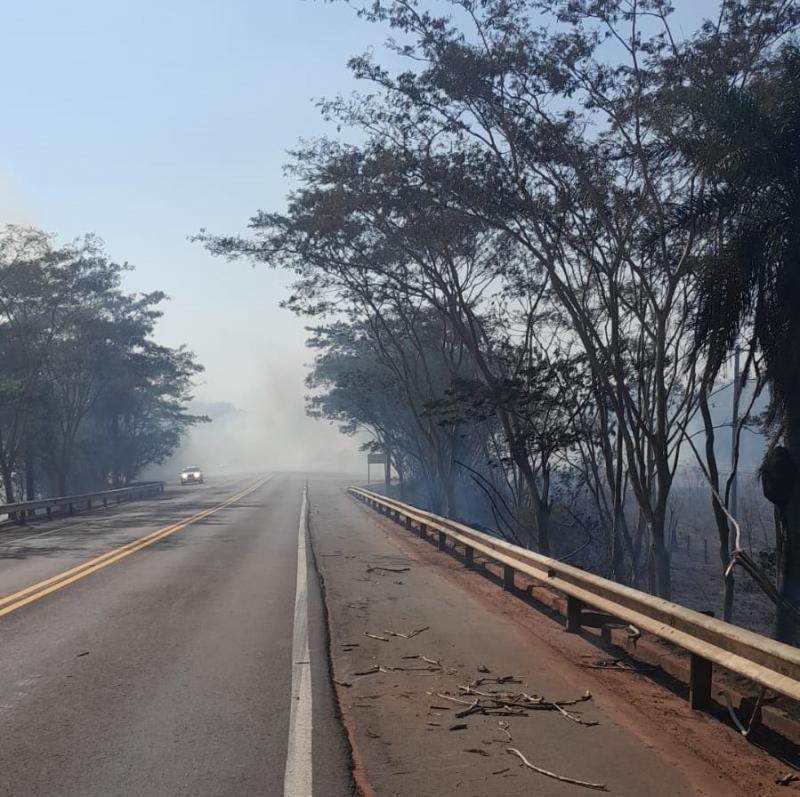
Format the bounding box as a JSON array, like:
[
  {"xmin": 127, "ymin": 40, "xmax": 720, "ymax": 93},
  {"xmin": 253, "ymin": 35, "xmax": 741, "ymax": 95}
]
[{"xmin": 0, "ymin": 0, "xmax": 388, "ymax": 475}]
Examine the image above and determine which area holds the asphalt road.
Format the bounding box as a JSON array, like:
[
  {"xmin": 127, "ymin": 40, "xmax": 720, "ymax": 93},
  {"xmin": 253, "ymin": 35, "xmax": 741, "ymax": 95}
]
[{"xmin": 0, "ymin": 473, "xmax": 353, "ymax": 797}]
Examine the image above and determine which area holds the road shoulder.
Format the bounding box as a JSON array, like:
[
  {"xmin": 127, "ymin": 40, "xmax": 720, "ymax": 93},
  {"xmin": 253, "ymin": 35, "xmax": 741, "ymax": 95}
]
[{"xmin": 309, "ymin": 480, "xmax": 788, "ymax": 797}]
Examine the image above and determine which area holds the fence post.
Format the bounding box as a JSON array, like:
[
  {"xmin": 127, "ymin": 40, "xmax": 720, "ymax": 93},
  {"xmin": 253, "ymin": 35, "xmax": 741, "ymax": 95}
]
[
  {"xmin": 689, "ymin": 653, "xmax": 712, "ymax": 710},
  {"xmin": 503, "ymin": 565, "xmax": 515, "ymax": 591},
  {"xmin": 565, "ymin": 596, "xmax": 584, "ymax": 633}
]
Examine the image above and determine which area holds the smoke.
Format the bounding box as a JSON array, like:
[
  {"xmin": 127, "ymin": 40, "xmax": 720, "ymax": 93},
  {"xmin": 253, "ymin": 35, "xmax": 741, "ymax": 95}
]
[
  {"xmin": 144, "ymin": 355, "xmax": 366, "ymax": 480},
  {"xmin": 0, "ymin": 174, "xmax": 36, "ymax": 226}
]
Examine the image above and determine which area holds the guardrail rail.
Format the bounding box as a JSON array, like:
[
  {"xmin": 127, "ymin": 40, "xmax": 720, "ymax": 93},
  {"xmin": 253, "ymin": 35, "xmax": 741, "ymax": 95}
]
[
  {"xmin": 1, "ymin": 482, "xmax": 165, "ymax": 525},
  {"xmin": 349, "ymin": 485, "xmax": 800, "ymax": 710}
]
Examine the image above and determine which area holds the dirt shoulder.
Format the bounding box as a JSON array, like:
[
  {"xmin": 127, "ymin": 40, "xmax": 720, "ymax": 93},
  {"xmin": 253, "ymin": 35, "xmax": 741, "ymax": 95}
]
[{"xmin": 309, "ymin": 479, "xmax": 793, "ymax": 797}]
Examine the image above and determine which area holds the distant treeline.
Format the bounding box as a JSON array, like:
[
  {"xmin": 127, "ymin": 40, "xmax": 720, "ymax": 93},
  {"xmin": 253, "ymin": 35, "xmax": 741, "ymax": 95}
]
[
  {"xmin": 204, "ymin": 2, "xmax": 800, "ymax": 641},
  {"xmin": 0, "ymin": 225, "xmax": 206, "ymax": 501}
]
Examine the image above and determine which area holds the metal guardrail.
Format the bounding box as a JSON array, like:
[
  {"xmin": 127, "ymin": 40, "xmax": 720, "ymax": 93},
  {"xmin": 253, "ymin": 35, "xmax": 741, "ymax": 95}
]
[
  {"xmin": 349, "ymin": 486, "xmax": 800, "ymax": 709},
  {"xmin": 1, "ymin": 482, "xmax": 165, "ymax": 524}
]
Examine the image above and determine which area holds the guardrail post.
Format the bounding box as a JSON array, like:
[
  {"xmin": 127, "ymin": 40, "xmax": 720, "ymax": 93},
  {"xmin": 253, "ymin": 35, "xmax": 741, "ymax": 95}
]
[
  {"xmin": 18, "ymin": 510, "xmax": 26, "ymax": 525},
  {"xmin": 438, "ymin": 530, "xmax": 447, "ymax": 551},
  {"xmin": 600, "ymin": 625, "xmax": 613, "ymax": 646},
  {"xmin": 419, "ymin": 523, "xmax": 427, "ymax": 539},
  {"xmin": 565, "ymin": 596, "xmax": 584, "ymax": 633},
  {"xmin": 464, "ymin": 545, "xmax": 474, "ymax": 569},
  {"xmin": 68, "ymin": 503, "xmax": 74, "ymax": 515},
  {"xmin": 87, "ymin": 499, "xmax": 92, "ymax": 511},
  {"xmin": 503, "ymin": 565, "xmax": 515, "ymax": 591},
  {"xmin": 404, "ymin": 516, "xmax": 411, "ymax": 530},
  {"xmin": 689, "ymin": 653, "xmax": 712, "ymax": 710},
  {"xmin": 46, "ymin": 506, "xmax": 52, "ymax": 520},
  {"xmin": 103, "ymin": 497, "xmax": 108, "ymax": 507}
]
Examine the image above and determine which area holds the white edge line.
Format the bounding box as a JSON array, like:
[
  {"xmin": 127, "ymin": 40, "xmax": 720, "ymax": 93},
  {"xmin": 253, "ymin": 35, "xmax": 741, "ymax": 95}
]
[{"xmin": 283, "ymin": 486, "xmax": 313, "ymax": 797}]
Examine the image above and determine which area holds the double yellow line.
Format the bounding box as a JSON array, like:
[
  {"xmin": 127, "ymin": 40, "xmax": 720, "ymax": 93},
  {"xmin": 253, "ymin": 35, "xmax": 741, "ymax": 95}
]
[{"xmin": 0, "ymin": 475, "xmax": 272, "ymax": 619}]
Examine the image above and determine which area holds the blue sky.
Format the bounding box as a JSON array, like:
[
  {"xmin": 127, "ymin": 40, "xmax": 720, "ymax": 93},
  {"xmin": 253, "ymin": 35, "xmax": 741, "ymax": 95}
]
[{"xmin": 0, "ymin": 0, "xmax": 715, "ymax": 472}]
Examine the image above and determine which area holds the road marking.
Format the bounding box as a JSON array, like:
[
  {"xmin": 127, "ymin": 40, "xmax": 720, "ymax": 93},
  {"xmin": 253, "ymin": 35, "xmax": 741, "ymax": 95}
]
[
  {"xmin": 284, "ymin": 486, "xmax": 313, "ymax": 797},
  {"xmin": 0, "ymin": 476, "xmax": 272, "ymax": 619}
]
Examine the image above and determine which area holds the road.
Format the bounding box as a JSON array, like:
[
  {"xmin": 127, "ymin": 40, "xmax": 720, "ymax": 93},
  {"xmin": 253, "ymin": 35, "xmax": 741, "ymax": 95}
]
[
  {"xmin": 0, "ymin": 473, "xmax": 791, "ymax": 797},
  {"xmin": 0, "ymin": 473, "xmax": 353, "ymax": 797}
]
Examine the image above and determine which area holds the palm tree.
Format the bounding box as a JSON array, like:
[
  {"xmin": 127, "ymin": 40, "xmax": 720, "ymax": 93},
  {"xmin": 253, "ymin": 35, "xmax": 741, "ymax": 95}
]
[{"xmin": 680, "ymin": 47, "xmax": 800, "ymax": 641}]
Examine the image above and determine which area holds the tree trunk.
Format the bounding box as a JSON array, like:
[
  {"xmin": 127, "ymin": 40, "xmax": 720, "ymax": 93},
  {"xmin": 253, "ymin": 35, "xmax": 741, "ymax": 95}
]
[
  {"xmin": 777, "ymin": 398, "xmax": 800, "ymax": 643},
  {"xmin": 611, "ymin": 514, "xmax": 627, "ymax": 583},
  {"xmin": 1, "ymin": 463, "xmax": 15, "ymax": 505},
  {"xmin": 699, "ymin": 389, "xmax": 736, "ymax": 621},
  {"xmin": 650, "ymin": 514, "xmax": 672, "ymax": 599},
  {"xmin": 25, "ymin": 455, "xmax": 35, "ymax": 501},
  {"xmin": 444, "ymin": 471, "xmax": 458, "ymax": 518},
  {"xmin": 396, "ymin": 456, "xmax": 405, "ymax": 501}
]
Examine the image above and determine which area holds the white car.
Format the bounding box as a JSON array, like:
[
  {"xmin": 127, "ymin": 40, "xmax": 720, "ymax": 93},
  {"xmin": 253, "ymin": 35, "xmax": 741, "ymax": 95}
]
[{"xmin": 180, "ymin": 466, "xmax": 204, "ymax": 485}]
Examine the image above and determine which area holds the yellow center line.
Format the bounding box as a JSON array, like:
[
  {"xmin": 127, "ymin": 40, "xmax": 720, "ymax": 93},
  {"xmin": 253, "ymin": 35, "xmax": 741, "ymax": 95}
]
[{"xmin": 0, "ymin": 475, "xmax": 272, "ymax": 619}]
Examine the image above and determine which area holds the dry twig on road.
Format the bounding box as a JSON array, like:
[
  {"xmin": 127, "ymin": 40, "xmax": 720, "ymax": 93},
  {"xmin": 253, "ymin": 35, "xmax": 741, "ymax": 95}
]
[
  {"xmin": 366, "ymin": 565, "xmax": 411, "ymax": 574},
  {"xmin": 384, "ymin": 626, "xmax": 430, "ymax": 639},
  {"xmin": 448, "ymin": 685, "xmax": 597, "ymax": 726},
  {"xmin": 507, "ymin": 747, "xmax": 608, "ymax": 791}
]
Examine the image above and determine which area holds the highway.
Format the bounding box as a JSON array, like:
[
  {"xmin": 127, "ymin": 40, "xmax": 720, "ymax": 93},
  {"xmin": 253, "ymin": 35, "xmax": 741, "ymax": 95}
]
[
  {"xmin": 0, "ymin": 473, "xmax": 352, "ymax": 797},
  {"xmin": 0, "ymin": 472, "xmax": 792, "ymax": 797}
]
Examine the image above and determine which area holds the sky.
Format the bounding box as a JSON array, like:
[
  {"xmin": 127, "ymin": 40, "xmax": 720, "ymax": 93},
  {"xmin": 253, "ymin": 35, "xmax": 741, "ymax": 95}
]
[
  {"xmin": 0, "ymin": 0, "xmax": 390, "ymax": 474},
  {"xmin": 0, "ymin": 0, "xmax": 718, "ymax": 476}
]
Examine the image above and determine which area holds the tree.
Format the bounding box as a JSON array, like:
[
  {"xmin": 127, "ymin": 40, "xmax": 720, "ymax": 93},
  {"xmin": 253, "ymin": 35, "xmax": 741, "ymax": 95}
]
[
  {"xmin": 678, "ymin": 47, "xmax": 800, "ymax": 639},
  {"xmin": 323, "ymin": 0, "xmax": 798, "ymax": 597},
  {"xmin": 0, "ymin": 224, "xmax": 206, "ymax": 499}
]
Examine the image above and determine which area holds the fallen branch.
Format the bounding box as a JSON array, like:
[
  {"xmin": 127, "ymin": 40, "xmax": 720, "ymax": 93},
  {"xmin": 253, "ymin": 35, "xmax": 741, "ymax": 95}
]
[
  {"xmin": 436, "ymin": 692, "xmax": 476, "ymax": 706},
  {"xmin": 451, "ymin": 688, "xmax": 596, "ymax": 725},
  {"xmin": 384, "ymin": 626, "xmax": 430, "ymax": 639},
  {"xmin": 455, "ymin": 698, "xmax": 481, "ymax": 719},
  {"xmin": 364, "ymin": 632, "xmax": 390, "ymax": 642},
  {"xmin": 366, "ymin": 565, "xmax": 411, "ymax": 574},
  {"xmin": 507, "ymin": 747, "xmax": 608, "ymax": 791},
  {"xmin": 723, "ymin": 687, "xmax": 766, "ymax": 737}
]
